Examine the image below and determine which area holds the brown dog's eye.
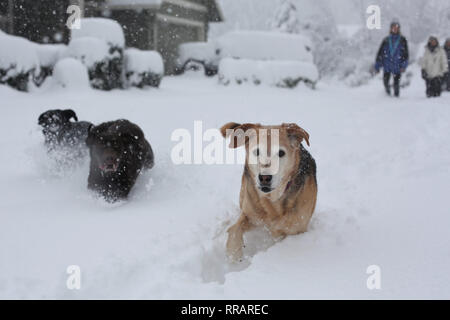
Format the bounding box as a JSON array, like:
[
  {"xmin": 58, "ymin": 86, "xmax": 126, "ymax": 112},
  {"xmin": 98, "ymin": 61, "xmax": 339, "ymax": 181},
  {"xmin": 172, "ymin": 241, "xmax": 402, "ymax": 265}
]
[
  {"xmin": 253, "ymin": 148, "xmax": 260, "ymax": 157},
  {"xmin": 278, "ymin": 150, "xmax": 286, "ymax": 157}
]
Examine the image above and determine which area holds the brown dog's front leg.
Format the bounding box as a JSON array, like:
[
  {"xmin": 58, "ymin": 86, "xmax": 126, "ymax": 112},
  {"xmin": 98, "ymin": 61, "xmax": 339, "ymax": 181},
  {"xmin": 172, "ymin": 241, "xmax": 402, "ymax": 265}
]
[{"xmin": 226, "ymin": 214, "xmax": 250, "ymax": 262}]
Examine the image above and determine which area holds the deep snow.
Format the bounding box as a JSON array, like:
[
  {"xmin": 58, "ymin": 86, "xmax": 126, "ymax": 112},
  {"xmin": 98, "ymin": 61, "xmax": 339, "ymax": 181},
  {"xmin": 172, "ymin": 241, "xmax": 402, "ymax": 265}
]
[{"xmin": 0, "ymin": 66, "xmax": 449, "ymax": 299}]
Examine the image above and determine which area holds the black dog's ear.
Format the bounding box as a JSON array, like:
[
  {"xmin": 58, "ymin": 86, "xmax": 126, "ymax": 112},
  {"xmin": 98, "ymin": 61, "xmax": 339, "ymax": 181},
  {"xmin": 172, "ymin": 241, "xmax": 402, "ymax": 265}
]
[
  {"xmin": 38, "ymin": 113, "xmax": 45, "ymax": 126},
  {"xmin": 85, "ymin": 124, "xmax": 95, "ymax": 147},
  {"xmin": 63, "ymin": 109, "xmax": 78, "ymax": 122}
]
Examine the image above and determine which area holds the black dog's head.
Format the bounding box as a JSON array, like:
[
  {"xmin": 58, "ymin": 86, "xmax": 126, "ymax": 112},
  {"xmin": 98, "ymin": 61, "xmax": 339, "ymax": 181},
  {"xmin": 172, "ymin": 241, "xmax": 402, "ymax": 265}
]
[
  {"xmin": 38, "ymin": 109, "xmax": 78, "ymax": 143},
  {"xmin": 86, "ymin": 120, "xmax": 143, "ymax": 175}
]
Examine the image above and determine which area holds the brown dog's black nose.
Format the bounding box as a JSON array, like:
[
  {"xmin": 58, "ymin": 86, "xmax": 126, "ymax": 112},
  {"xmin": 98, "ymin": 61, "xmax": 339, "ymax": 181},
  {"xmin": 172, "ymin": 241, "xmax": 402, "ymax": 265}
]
[{"xmin": 259, "ymin": 174, "xmax": 272, "ymax": 185}]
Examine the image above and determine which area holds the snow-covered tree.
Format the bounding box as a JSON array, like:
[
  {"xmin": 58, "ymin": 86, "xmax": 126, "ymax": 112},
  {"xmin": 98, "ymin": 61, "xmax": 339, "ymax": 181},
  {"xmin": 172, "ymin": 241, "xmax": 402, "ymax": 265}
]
[{"xmin": 270, "ymin": 0, "xmax": 300, "ymax": 33}]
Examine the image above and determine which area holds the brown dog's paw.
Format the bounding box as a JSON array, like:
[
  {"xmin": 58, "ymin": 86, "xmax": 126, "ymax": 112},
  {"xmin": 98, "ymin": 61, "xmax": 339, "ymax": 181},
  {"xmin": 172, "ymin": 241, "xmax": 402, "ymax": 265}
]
[{"xmin": 226, "ymin": 238, "xmax": 244, "ymax": 263}]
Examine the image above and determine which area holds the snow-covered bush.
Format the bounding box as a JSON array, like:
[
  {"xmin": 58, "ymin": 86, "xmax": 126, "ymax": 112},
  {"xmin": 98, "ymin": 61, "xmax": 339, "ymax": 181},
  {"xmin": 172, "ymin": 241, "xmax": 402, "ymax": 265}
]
[
  {"xmin": 71, "ymin": 18, "xmax": 125, "ymax": 48},
  {"xmin": 216, "ymin": 31, "xmax": 314, "ymax": 62},
  {"xmin": 218, "ymin": 58, "xmax": 318, "ymax": 88},
  {"xmin": 65, "ymin": 37, "xmax": 123, "ymax": 90},
  {"xmin": 52, "ymin": 58, "xmax": 90, "ymax": 90},
  {"xmin": 34, "ymin": 44, "xmax": 67, "ymax": 86},
  {"xmin": 270, "ymin": 0, "xmax": 300, "ymax": 33},
  {"xmin": 0, "ymin": 31, "xmax": 40, "ymax": 91},
  {"xmin": 177, "ymin": 42, "xmax": 218, "ymax": 76},
  {"xmin": 69, "ymin": 18, "xmax": 125, "ymax": 90},
  {"xmin": 124, "ymin": 48, "xmax": 164, "ymax": 88}
]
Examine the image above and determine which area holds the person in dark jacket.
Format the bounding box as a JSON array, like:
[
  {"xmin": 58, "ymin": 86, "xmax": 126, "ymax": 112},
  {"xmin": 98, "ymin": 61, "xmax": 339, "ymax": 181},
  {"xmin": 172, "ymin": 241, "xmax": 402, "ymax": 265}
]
[
  {"xmin": 374, "ymin": 22, "xmax": 409, "ymax": 97},
  {"xmin": 444, "ymin": 38, "xmax": 450, "ymax": 91}
]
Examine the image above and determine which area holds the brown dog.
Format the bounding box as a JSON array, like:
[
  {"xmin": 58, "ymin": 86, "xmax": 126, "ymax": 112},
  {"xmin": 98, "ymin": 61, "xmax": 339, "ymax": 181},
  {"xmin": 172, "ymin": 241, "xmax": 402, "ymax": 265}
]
[{"xmin": 220, "ymin": 122, "xmax": 317, "ymax": 262}]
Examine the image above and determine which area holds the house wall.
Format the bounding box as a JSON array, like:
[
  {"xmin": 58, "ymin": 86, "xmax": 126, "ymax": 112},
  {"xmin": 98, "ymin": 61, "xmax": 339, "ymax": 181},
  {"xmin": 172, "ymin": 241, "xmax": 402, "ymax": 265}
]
[
  {"xmin": 109, "ymin": 9, "xmax": 156, "ymax": 50},
  {"xmin": 105, "ymin": 0, "xmax": 211, "ymax": 75},
  {"xmin": 155, "ymin": 0, "xmax": 209, "ymax": 74}
]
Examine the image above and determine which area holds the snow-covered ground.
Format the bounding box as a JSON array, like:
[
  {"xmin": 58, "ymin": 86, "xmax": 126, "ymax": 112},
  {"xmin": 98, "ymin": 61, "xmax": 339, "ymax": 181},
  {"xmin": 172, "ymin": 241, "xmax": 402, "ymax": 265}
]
[{"xmin": 1, "ymin": 67, "xmax": 449, "ymax": 299}]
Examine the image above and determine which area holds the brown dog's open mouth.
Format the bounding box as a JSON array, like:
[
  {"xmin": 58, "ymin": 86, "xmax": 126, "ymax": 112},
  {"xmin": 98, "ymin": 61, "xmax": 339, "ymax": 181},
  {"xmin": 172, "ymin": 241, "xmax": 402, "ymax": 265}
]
[
  {"xmin": 259, "ymin": 186, "xmax": 273, "ymax": 193},
  {"xmin": 99, "ymin": 163, "xmax": 119, "ymax": 173}
]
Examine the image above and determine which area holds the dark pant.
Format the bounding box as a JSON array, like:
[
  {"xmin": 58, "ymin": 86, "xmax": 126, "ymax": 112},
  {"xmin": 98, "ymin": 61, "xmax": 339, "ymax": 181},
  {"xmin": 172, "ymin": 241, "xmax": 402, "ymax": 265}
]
[
  {"xmin": 383, "ymin": 72, "xmax": 401, "ymax": 96},
  {"xmin": 425, "ymin": 77, "xmax": 442, "ymax": 97},
  {"xmin": 444, "ymin": 72, "xmax": 450, "ymax": 91}
]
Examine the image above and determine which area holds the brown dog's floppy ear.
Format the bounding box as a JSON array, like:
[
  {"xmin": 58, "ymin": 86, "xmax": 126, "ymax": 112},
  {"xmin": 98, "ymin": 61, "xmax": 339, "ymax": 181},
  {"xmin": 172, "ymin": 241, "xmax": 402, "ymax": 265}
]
[
  {"xmin": 220, "ymin": 122, "xmax": 241, "ymax": 138},
  {"xmin": 283, "ymin": 123, "xmax": 310, "ymax": 147},
  {"xmin": 220, "ymin": 122, "xmax": 257, "ymax": 148},
  {"xmin": 63, "ymin": 109, "xmax": 78, "ymax": 122}
]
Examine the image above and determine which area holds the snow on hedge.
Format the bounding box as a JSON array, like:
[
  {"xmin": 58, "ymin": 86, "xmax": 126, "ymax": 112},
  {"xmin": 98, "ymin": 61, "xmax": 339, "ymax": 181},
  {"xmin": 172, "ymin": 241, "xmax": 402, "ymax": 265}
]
[
  {"xmin": 65, "ymin": 37, "xmax": 111, "ymax": 68},
  {"xmin": 124, "ymin": 48, "xmax": 164, "ymax": 88},
  {"xmin": 125, "ymin": 48, "xmax": 164, "ymax": 75},
  {"xmin": 0, "ymin": 31, "xmax": 40, "ymax": 91},
  {"xmin": 35, "ymin": 44, "xmax": 67, "ymax": 68},
  {"xmin": 0, "ymin": 31, "xmax": 40, "ymax": 76},
  {"xmin": 178, "ymin": 42, "xmax": 217, "ymax": 66},
  {"xmin": 218, "ymin": 58, "xmax": 319, "ymax": 88},
  {"xmin": 52, "ymin": 57, "xmax": 90, "ymax": 90},
  {"xmin": 216, "ymin": 31, "xmax": 314, "ymax": 62},
  {"xmin": 71, "ymin": 18, "xmax": 125, "ymax": 48},
  {"xmin": 65, "ymin": 36, "xmax": 124, "ymax": 90}
]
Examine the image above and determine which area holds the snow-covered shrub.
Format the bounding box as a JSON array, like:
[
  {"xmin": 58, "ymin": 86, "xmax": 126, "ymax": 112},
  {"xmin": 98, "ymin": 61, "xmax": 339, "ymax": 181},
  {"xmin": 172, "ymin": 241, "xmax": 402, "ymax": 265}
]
[
  {"xmin": 218, "ymin": 58, "xmax": 318, "ymax": 88},
  {"xmin": 270, "ymin": 0, "xmax": 300, "ymax": 33},
  {"xmin": 124, "ymin": 48, "xmax": 164, "ymax": 88},
  {"xmin": 0, "ymin": 31, "xmax": 39, "ymax": 91},
  {"xmin": 71, "ymin": 18, "xmax": 125, "ymax": 48},
  {"xmin": 52, "ymin": 58, "xmax": 90, "ymax": 90},
  {"xmin": 70, "ymin": 18, "xmax": 125, "ymax": 90},
  {"xmin": 65, "ymin": 37, "xmax": 123, "ymax": 90},
  {"xmin": 216, "ymin": 31, "xmax": 314, "ymax": 62},
  {"xmin": 34, "ymin": 44, "xmax": 67, "ymax": 86},
  {"xmin": 177, "ymin": 42, "xmax": 218, "ymax": 76}
]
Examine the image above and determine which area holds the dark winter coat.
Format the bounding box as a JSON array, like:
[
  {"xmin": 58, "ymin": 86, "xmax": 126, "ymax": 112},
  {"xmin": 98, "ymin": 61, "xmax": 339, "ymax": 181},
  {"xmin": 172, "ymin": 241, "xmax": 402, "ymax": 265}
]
[
  {"xmin": 445, "ymin": 46, "xmax": 450, "ymax": 69},
  {"xmin": 375, "ymin": 34, "xmax": 409, "ymax": 74}
]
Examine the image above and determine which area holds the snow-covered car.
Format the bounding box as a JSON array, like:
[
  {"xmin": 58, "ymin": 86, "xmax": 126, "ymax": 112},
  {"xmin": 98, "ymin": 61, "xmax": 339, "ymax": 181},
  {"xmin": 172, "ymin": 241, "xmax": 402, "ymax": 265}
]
[
  {"xmin": 176, "ymin": 42, "xmax": 219, "ymax": 76},
  {"xmin": 218, "ymin": 58, "xmax": 319, "ymax": 88},
  {"xmin": 216, "ymin": 30, "xmax": 314, "ymax": 62},
  {"xmin": 216, "ymin": 31, "xmax": 318, "ymax": 88},
  {"xmin": 176, "ymin": 31, "xmax": 318, "ymax": 87}
]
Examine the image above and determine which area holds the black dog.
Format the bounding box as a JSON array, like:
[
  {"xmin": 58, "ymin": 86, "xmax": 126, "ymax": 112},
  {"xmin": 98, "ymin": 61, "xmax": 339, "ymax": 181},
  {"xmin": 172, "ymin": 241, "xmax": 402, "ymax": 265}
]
[
  {"xmin": 86, "ymin": 119, "xmax": 154, "ymax": 202},
  {"xmin": 38, "ymin": 109, "xmax": 92, "ymax": 151}
]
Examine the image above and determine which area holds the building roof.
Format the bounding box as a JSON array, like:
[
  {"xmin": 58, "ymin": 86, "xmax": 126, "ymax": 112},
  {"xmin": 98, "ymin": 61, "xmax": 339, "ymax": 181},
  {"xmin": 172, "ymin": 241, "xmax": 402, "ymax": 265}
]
[{"xmin": 106, "ymin": 0, "xmax": 223, "ymax": 22}]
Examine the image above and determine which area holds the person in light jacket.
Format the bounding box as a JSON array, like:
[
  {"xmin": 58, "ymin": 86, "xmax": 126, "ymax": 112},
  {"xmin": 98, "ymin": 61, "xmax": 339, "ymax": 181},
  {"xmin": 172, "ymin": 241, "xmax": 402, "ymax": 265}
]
[{"xmin": 420, "ymin": 36, "xmax": 449, "ymax": 97}]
